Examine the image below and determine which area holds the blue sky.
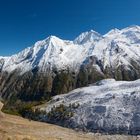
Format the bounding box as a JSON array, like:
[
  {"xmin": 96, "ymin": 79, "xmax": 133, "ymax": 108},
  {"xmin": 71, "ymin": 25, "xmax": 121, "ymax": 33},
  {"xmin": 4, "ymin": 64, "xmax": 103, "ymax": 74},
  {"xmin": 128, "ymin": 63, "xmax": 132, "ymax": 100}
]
[{"xmin": 0, "ymin": 0, "xmax": 140, "ymax": 56}]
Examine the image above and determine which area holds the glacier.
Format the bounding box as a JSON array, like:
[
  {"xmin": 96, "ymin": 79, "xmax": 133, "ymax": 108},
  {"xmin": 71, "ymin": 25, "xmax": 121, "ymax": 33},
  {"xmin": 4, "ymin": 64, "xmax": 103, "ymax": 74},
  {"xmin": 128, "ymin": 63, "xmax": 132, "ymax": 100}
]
[{"xmin": 39, "ymin": 79, "xmax": 140, "ymax": 135}]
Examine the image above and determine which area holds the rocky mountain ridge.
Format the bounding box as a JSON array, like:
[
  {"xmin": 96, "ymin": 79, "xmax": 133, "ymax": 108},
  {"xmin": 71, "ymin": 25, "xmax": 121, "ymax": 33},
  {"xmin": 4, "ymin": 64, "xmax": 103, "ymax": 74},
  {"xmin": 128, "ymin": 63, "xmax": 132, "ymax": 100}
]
[{"xmin": 1, "ymin": 25, "xmax": 140, "ymax": 108}]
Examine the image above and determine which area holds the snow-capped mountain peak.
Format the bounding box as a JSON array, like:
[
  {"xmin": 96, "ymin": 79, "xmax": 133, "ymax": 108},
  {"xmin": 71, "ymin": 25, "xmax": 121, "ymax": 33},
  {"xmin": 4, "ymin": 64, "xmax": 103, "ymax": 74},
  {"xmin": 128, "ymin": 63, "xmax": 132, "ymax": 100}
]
[
  {"xmin": 33, "ymin": 35, "xmax": 64, "ymax": 49},
  {"xmin": 1, "ymin": 25, "xmax": 140, "ymax": 75},
  {"xmin": 122, "ymin": 25, "xmax": 140, "ymax": 32},
  {"xmin": 104, "ymin": 28, "xmax": 121, "ymax": 37},
  {"xmin": 74, "ymin": 30, "xmax": 102, "ymax": 44}
]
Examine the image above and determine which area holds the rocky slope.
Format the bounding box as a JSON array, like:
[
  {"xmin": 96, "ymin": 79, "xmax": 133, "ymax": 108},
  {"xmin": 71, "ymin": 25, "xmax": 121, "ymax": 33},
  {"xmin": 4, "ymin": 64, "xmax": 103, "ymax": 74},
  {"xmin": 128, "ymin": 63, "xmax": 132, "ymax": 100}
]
[
  {"xmin": 37, "ymin": 79, "xmax": 140, "ymax": 135},
  {"xmin": 1, "ymin": 25, "xmax": 140, "ymax": 108}
]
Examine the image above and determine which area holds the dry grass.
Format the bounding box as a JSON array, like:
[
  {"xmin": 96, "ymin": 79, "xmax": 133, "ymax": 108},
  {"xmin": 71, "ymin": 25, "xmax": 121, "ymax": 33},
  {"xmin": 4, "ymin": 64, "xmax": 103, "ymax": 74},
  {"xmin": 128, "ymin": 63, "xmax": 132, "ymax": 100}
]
[{"xmin": 0, "ymin": 102, "xmax": 140, "ymax": 140}]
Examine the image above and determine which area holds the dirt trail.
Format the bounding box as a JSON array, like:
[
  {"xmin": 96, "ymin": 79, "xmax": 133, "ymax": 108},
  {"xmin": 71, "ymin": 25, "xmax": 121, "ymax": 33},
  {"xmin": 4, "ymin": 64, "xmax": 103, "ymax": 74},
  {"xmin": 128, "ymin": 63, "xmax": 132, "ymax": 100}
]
[{"xmin": 0, "ymin": 102, "xmax": 140, "ymax": 140}]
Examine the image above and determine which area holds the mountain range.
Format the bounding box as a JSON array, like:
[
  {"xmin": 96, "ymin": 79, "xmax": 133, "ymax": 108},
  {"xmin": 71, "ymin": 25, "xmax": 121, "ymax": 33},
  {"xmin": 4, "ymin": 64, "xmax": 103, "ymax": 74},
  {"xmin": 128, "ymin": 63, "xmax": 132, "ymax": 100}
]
[
  {"xmin": 1, "ymin": 25, "xmax": 140, "ymax": 75},
  {"xmin": 1, "ymin": 25, "xmax": 140, "ymax": 113}
]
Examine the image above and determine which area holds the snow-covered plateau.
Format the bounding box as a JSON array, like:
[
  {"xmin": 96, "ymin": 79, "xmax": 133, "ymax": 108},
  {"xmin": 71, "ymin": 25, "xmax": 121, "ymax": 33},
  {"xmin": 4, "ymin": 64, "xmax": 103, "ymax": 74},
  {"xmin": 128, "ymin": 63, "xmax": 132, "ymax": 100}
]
[{"xmin": 39, "ymin": 79, "xmax": 140, "ymax": 135}]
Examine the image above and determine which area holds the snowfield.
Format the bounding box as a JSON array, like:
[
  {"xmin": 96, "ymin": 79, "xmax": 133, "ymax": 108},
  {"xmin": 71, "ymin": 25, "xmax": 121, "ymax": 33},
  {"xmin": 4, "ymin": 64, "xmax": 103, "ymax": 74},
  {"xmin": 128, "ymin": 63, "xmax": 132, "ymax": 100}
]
[{"xmin": 40, "ymin": 79, "xmax": 140, "ymax": 135}]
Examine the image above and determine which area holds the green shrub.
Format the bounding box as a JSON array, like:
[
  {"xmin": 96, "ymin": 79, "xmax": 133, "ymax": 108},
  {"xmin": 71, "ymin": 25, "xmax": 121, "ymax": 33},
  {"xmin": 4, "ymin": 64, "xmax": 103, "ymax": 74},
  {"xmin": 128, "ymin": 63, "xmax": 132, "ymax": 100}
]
[{"xmin": 47, "ymin": 104, "xmax": 76, "ymax": 123}]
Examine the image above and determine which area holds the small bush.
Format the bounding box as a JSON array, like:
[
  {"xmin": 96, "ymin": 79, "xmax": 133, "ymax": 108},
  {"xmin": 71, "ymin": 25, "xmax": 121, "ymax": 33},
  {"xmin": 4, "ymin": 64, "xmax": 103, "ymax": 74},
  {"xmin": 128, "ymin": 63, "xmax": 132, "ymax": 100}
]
[{"xmin": 47, "ymin": 104, "xmax": 75, "ymax": 123}]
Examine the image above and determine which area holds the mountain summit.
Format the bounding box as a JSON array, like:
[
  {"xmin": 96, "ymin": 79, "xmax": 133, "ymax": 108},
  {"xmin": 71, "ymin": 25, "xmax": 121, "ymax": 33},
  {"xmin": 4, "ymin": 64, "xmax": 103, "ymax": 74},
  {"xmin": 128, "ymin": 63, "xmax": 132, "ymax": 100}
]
[{"xmin": 74, "ymin": 30, "xmax": 102, "ymax": 44}]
